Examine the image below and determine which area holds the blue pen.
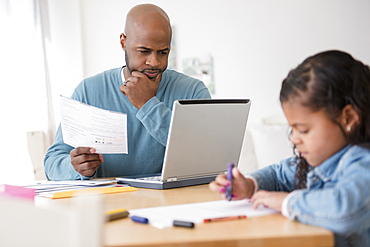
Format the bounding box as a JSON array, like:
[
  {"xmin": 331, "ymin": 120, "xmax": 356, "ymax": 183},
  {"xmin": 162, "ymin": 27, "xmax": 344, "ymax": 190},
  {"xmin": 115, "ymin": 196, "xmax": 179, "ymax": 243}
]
[
  {"xmin": 131, "ymin": 215, "xmax": 149, "ymax": 224},
  {"xmin": 225, "ymin": 163, "xmax": 234, "ymax": 201}
]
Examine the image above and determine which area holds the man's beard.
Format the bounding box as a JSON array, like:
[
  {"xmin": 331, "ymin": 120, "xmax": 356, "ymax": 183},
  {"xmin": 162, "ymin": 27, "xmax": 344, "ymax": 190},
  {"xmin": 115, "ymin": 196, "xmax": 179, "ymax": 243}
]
[
  {"xmin": 125, "ymin": 52, "xmax": 166, "ymax": 81},
  {"xmin": 125, "ymin": 51, "xmax": 133, "ymax": 75}
]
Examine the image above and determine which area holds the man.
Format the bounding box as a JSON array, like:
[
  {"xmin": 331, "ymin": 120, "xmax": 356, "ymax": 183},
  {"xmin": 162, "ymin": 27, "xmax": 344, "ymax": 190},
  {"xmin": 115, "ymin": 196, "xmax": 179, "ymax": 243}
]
[{"xmin": 44, "ymin": 4, "xmax": 211, "ymax": 180}]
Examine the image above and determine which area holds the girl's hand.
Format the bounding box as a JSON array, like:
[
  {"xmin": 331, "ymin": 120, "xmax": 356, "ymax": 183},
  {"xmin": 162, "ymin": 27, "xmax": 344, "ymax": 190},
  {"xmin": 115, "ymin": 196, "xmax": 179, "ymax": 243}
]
[
  {"xmin": 209, "ymin": 167, "xmax": 255, "ymax": 200},
  {"xmin": 250, "ymin": 190, "xmax": 289, "ymax": 212}
]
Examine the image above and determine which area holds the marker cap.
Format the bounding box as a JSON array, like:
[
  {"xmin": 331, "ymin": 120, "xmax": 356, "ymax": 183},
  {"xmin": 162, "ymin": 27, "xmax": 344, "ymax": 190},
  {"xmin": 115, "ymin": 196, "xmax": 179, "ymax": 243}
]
[
  {"xmin": 173, "ymin": 220, "xmax": 195, "ymax": 228},
  {"xmin": 131, "ymin": 215, "xmax": 149, "ymax": 224}
]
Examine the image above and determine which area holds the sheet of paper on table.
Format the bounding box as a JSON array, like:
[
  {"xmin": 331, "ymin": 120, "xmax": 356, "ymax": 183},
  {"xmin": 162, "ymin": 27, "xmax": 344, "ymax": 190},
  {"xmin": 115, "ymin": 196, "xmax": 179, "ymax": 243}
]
[
  {"xmin": 23, "ymin": 179, "xmax": 133, "ymax": 199},
  {"xmin": 129, "ymin": 199, "xmax": 278, "ymax": 229},
  {"xmin": 60, "ymin": 95, "xmax": 128, "ymax": 154}
]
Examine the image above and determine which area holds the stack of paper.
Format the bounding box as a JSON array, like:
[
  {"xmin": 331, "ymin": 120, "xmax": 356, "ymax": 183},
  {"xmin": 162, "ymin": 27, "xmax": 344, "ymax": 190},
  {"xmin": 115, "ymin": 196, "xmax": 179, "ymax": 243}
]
[{"xmin": 24, "ymin": 180, "xmax": 137, "ymax": 199}]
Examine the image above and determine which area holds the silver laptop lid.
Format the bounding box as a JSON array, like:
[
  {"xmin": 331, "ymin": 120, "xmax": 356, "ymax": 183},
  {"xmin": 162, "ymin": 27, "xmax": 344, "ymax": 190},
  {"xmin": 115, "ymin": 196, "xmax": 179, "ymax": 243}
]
[{"xmin": 161, "ymin": 99, "xmax": 251, "ymax": 182}]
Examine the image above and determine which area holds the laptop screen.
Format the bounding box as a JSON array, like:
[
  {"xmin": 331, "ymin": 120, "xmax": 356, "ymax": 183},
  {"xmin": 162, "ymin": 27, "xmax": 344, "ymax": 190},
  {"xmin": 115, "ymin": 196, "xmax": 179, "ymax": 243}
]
[
  {"xmin": 161, "ymin": 99, "xmax": 251, "ymax": 182},
  {"xmin": 116, "ymin": 99, "xmax": 251, "ymax": 189}
]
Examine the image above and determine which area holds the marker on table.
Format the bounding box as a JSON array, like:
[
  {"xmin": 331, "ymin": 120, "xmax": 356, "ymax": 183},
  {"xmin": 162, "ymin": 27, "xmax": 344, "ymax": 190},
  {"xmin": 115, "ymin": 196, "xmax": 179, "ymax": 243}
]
[
  {"xmin": 173, "ymin": 220, "xmax": 195, "ymax": 228},
  {"xmin": 203, "ymin": 215, "xmax": 247, "ymax": 223},
  {"xmin": 105, "ymin": 208, "xmax": 129, "ymax": 221},
  {"xmin": 131, "ymin": 215, "xmax": 149, "ymax": 224},
  {"xmin": 225, "ymin": 163, "xmax": 234, "ymax": 201}
]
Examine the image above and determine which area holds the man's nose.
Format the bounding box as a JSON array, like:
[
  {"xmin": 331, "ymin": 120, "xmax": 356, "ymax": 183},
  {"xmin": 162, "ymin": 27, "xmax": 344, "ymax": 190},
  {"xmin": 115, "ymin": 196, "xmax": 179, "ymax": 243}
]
[{"xmin": 146, "ymin": 53, "xmax": 160, "ymax": 67}]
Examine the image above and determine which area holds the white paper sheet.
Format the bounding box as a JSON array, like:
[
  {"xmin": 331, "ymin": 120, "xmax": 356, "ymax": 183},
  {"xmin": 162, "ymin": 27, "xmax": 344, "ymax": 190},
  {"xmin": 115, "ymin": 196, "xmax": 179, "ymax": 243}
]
[
  {"xmin": 60, "ymin": 96, "xmax": 128, "ymax": 154},
  {"xmin": 129, "ymin": 199, "xmax": 278, "ymax": 229},
  {"xmin": 23, "ymin": 179, "xmax": 128, "ymax": 198}
]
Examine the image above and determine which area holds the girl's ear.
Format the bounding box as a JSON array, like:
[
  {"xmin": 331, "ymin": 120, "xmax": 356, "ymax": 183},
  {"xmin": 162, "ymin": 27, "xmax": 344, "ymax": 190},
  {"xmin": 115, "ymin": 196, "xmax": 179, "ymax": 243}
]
[{"xmin": 340, "ymin": 104, "xmax": 361, "ymax": 133}]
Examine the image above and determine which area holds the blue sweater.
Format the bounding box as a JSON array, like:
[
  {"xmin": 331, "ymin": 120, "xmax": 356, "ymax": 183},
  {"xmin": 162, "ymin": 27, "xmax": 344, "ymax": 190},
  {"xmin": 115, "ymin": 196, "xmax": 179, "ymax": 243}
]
[{"xmin": 44, "ymin": 67, "xmax": 211, "ymax": 180}]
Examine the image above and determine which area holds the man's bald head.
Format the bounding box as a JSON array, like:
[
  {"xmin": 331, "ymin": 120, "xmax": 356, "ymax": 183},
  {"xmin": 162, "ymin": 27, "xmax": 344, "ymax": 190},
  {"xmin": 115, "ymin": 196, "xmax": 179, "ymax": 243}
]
[
  {"xmin": 120, "ymin": 4, "xmax": 171, "ymax": 82},
  {"xmin": 124, "ymin": 4, "xmax": 172, "ymax": 40}
]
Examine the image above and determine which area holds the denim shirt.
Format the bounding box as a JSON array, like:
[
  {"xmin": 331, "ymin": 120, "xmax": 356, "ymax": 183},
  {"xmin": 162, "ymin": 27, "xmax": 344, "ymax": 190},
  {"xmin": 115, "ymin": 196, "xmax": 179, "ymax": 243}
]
[{"xmin": 251, "ymin": 145, "xmax": 370, "ymax": 247}]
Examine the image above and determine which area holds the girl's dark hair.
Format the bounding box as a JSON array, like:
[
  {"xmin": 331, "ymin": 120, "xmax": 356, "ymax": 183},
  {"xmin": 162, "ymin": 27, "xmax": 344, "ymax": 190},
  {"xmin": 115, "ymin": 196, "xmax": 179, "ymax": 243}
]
[{"xmin": 280, "ymin": 50, "xmax": 370, "ymax": 189}]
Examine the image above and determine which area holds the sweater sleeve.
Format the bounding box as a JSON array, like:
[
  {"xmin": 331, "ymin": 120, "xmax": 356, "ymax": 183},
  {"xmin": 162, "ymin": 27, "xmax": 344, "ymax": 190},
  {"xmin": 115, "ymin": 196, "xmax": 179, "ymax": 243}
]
[
  {"xmin": 136, "ymin": 82, "xmax": 211, "ymax": 146},
  {"xmin": 136, "ymin": 97, "xmax": 172, "ymax": 146},
  {"xmin": 43, "ymin": 125, "xmax": 92, "ymax": 180}
]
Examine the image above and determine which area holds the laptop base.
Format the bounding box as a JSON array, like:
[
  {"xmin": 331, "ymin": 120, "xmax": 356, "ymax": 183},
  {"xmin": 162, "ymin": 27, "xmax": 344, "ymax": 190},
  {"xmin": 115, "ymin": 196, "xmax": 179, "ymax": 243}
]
[{"xmin": 116, "ymin": 174, "xmax": 217, "ymax": 190}]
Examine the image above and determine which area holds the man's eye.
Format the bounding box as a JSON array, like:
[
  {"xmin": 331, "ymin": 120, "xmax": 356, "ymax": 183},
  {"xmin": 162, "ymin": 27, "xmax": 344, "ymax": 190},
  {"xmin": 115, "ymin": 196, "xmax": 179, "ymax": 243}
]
[
  {"xmin": 138, "ymin": 50, "xmax": 148, "ymax": 53},
  {"xmin": 159, "ymin": 51, "xmax": 168, "ymax": 55},
  {"xmin": 299, "ymin": 129, "xmax": 308, "ymax": 134}
]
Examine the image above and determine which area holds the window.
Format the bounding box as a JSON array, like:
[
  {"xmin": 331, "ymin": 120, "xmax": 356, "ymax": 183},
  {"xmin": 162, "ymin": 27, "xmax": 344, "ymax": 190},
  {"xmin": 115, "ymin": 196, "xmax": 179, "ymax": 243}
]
[{"xmin": 0, "ymin": 0, "xmax": 52, "ymax": 184}]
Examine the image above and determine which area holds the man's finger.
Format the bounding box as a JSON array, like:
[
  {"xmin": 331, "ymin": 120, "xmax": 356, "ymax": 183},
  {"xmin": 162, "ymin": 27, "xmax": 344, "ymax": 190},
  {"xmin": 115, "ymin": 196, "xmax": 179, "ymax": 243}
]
[
  {"xmin": 73, "ymin": 153, "xmax": 101, "ymax": 166},
  {"xmin": 70, "ymin": 147, "xmax": 95, "ymax": 157},
  {"xmin": 79, "ymin": 160, "xmax": 102, "ymax": 171},
  {"xmin": 131, "ymin": 70, "xmax": 162, "ymax": 84},
  {"xmin": 153, "ymin": 72, "xmax": 162, "ymax": 85},
  {"xmin": 131, "ymin": 71, "xmax": 145, "ymax": 78},
  {"xmin": 74, "ymin": 161, "xmax": 102, "ymax": 177},
  {"xmin": 119, "ymin": 84, "xmax": 127, "ymax": 95}
]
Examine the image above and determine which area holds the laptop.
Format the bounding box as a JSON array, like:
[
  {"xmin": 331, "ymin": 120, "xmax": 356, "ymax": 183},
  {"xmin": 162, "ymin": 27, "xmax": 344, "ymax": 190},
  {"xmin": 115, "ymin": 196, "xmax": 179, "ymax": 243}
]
[{"xmin": 116, "ymin": 99, "xmax": 251, "ymax": 189}]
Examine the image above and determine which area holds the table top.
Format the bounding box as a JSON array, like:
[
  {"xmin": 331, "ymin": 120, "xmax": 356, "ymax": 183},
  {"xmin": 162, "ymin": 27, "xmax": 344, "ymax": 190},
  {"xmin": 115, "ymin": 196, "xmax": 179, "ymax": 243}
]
[{"xmin": 35, "ymin": 184, "xmax": 334, "ymax": 247}]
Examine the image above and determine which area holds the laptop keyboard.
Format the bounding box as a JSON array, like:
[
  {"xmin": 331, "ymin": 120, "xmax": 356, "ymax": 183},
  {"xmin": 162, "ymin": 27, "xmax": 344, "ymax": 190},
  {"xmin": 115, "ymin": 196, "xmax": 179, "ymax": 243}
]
[{"xmin": 137, "ymin": 176, "xmax": 161, "ymax": 181}]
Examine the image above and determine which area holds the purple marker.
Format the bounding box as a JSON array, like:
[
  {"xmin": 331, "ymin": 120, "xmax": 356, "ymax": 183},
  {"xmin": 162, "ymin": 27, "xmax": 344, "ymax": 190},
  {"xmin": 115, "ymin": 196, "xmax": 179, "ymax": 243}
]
[{"xmin": 226, "ymin": 163, "xmax": 234, "ymax": 201}]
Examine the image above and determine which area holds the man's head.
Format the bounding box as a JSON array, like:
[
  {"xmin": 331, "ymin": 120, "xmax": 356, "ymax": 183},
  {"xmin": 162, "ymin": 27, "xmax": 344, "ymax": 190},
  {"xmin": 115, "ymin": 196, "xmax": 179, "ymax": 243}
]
[{"xmin": 120, "ymin": 4, "xmax": 172, "ymax": 80}]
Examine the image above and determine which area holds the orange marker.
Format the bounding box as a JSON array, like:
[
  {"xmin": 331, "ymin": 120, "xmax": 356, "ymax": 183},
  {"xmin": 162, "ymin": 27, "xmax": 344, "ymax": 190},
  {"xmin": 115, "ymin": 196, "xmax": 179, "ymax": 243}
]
[{"xmin": 203, "ymin": 215, "xmax": 247, "ymax": 223}]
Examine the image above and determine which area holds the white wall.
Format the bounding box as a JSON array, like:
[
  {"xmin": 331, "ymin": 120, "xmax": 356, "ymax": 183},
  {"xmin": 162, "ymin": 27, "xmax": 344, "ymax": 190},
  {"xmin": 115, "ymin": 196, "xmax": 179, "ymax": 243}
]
[
  {"xmin": 3, "ymin": 0, "xmax": 368, "ymax": 184},
  {"xmin": 75, "ymin": 0, "xmax": 370, "ymax": 125}
]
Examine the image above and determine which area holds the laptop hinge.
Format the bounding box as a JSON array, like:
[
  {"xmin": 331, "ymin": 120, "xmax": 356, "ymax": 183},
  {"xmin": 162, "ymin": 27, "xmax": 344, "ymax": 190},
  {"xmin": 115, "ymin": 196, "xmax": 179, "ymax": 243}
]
[{"xmin": 166, "ymin": 177, "xmax": 178, "ymax": 182}]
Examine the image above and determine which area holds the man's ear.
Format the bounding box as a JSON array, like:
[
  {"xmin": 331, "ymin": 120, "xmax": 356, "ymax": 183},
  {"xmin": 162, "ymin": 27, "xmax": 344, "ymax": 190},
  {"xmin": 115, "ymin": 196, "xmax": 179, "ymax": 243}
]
[
  {"xmin": 340, "ymin": 104, "xmax": 361, "ymax": 133},
  {"xmin": 120, "ymin": 33, "xmax": 127, "ymax": 50}
]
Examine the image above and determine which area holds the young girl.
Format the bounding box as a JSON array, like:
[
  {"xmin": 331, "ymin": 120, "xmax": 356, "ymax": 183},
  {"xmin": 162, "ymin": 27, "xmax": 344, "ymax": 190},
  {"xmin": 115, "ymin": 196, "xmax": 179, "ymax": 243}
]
[{"xmin": 209, "ymin": 50, "xmax": 370, "ymax": 247}]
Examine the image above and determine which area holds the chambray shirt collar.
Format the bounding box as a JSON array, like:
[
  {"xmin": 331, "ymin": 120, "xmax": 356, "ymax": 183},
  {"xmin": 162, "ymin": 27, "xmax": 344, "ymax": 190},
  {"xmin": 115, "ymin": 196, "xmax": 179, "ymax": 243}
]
[{"xmin": 311, "ymin": 145, "xmax": 351, "ymax": 182}]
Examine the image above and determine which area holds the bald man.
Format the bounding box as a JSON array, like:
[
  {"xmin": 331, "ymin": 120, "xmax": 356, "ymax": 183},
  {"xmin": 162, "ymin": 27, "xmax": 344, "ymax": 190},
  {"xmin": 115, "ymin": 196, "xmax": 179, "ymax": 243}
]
[{"xmin": 44, "ymin": 4, "xmax": 211, "ymax": 180}]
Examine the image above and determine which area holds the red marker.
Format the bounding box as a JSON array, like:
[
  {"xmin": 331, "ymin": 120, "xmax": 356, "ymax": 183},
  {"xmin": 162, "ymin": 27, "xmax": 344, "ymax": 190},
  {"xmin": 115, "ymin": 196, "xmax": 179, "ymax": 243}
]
[{"xmin": 203, "ymin": 215, "xmax": 247, "ymax": 223}]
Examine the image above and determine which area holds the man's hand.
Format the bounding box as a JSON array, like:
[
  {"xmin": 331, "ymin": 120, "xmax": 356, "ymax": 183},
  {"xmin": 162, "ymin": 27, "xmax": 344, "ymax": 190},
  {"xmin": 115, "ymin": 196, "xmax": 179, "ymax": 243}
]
[
  {"xmin": 70, "ymin": 147, "xmax": 104, "ymax": 177},
  {"xmin": 120, "ymin": 71, "xmax": 161, "ymax": 109}
]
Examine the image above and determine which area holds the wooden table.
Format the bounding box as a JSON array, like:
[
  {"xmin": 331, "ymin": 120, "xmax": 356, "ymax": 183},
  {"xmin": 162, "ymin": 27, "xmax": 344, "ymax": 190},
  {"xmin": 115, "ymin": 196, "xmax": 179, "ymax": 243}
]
[{"xmin": 35, "ymin": 184, "xmax": 334, "ymax": 247}]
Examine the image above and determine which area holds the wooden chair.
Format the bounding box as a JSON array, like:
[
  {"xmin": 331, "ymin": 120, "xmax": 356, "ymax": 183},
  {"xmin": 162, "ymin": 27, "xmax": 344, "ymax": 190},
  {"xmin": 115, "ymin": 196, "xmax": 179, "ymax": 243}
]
[{"xmin": 27, "ymin": 131, "xmax": 48, "ymax": 180}]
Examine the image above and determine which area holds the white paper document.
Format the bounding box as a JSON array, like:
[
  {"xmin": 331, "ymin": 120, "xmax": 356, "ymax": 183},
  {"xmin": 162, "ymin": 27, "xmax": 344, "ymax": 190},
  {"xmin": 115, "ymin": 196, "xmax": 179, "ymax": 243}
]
[
  {"xmin": 129, "ymin": 199, "xmax": 278, "ymax": 229},
  {"xmin": 23, "ymin": 179, "xmax": 124, "ymax": 198},
  {"xmin": 60, "ymin": 96, "xmax": 128, "ymax": 154}
]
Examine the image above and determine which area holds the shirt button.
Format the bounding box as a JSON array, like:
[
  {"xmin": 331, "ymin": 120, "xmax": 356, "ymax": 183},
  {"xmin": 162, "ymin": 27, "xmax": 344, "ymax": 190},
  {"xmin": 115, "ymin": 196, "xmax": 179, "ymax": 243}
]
[{"xmin": 313, "ymin": 176, "xmax": 318, "ymax": 182}]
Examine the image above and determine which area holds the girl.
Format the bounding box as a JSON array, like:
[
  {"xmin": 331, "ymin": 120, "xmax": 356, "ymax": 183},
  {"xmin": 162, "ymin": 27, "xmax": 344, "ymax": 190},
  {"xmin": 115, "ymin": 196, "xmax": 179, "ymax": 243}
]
[{"xmin": 209, "ymin": 50, "xmax": 370, "ymax": 247}]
